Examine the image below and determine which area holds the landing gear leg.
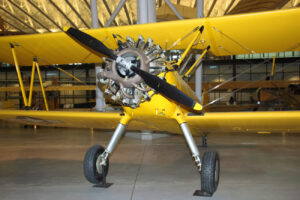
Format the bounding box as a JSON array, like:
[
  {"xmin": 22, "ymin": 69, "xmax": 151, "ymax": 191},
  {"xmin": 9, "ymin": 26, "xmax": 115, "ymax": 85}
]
[
  {"xmin": 179, "ymin": 123, "xmax": 202, "ymax": 170},
  {"xmin": 83, "ymin": 122, "xmax": 127, "ymax": 187},
  {"xmin": 179, "ymin": 122, "xmax": 219, "ymax": 197}
]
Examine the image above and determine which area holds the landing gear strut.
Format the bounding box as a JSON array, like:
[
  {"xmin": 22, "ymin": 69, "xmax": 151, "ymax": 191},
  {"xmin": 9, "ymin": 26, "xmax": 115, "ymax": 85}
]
[
  {"xmin": 83, "ymin": 122, "xmax": 127, "ymax": 187},
  {"xmin": 179, "ymin": 122, "xmax": 219, "ymax": 196}
]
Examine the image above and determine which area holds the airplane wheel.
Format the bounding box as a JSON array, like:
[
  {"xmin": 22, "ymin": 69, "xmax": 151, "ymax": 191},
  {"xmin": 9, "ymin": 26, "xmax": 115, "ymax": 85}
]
[
  {"xmin": 201, "ymin": 151, "xmax": 220, "ymax": 194},
  {"xmin": 83, "ymin": 145, "xmax": 109, "ymax": 184}
]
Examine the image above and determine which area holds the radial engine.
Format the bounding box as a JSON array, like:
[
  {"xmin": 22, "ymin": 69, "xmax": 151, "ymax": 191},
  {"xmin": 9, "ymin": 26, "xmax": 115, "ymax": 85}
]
[{"xmin": 97, "ymin": 35, "xmax": 167, "ymax": 108}]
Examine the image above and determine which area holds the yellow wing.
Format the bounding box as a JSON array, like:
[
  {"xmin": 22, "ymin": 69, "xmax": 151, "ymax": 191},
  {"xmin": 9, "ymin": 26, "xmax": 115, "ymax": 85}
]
[
  {"xmin": 1, "ymin": 110, "xmax": 300, "ymax": 134},
  {"xmin": 187, "ymin": 111, "xmax": 300, "ymax": 134},
  {"xmin": 0, "ymin": 8, "xmax": 299, "ymax": 66},
  {"xmin": 0, "ymin": 110, "xmax": 181, "ymax": 133},
  {"xmin": 0, "ymin": 110, "xmax": 121, "ymax": 130}
]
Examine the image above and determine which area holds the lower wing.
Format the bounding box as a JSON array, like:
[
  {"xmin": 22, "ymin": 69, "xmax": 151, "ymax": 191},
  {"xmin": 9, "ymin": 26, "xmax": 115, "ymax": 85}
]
[
  {"xmin": 187, "ymin": 111, "xmax": 300, "ymax": 134},
  {"xmin": 1, "ymin": 110, "xmax": 300, "ymax": 134}
]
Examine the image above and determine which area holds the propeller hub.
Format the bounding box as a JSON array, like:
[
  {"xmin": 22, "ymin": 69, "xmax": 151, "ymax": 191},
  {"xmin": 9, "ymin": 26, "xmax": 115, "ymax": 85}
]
[{"xmin": 113, "ymin": 48, "xmax": 148, "ymax": 85}]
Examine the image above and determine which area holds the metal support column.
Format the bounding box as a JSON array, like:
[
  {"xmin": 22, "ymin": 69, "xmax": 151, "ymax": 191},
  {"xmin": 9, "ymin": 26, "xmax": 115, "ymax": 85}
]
[
  {"xmin": 195, "ymin": 0, "xmax": 204, "ymax": 102},
  {"xmin": 196, "ymin": 0, "xmax": 204, "ymax": 18},
  {"xmin": 105, "ymin": 0, "xmax": 127, "ymax": 27},
  {"xmin": 147, "ymin": 0, "xmax": 156, "ymax": 23},
  {"xmin": 137, "ymin": 0, "xmax": 148, "ymax": 24},
  {"xmin": 91, "ymin": 0, "xmax": 106, "ymax": 111},
  {"xmin": 90, "ymin": 0, "xmax": 99, "ymax": 28},
  {"xmin": 95, "ymin": 64, "xmax": 106, "ymax": 111}
]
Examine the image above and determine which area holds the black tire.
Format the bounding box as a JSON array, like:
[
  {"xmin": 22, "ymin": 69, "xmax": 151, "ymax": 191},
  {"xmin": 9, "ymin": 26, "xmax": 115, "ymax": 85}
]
[
  {"xmin": 201, "ymin": 151, "xmax": 220, "ymax": 194},
  {"xmin": 83, "ymin": 145, "xmax": 109, "ymax": 184}
]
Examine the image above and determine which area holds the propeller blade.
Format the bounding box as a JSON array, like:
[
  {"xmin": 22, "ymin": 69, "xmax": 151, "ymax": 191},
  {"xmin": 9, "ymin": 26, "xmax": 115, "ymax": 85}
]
[
  {"xmin": 131, "ymin": 66, "xmax": 202, "ymax": 111},
  {"xmin": 64, "ymin": 27, "xmax": 117, "ymax": 60}
]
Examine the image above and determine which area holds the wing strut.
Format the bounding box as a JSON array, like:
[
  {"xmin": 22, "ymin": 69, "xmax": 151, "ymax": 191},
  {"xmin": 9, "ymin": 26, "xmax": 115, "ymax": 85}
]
[
  {"xmin": 183, "ymin": 45, "xmax": 210, "ymax": 78},
  {"xmin": 9, "ymin": 44, "xmax": 49, "ymax": 111},
  {"xmin": 176, "ymin": 26, "xmax": 204, "ymax": 67},
  {"xmin": 33, "ymin": 58, "xmax": 49, "ymax": 111},
  {"xmin": 10, "ymin": 43, "xmax": 28, "ymax": 107}
]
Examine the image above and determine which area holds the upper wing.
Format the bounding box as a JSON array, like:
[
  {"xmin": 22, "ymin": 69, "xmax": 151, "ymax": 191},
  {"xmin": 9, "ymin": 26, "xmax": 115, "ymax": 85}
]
[
  {"xmin": 187, "ymin": 111, "xmax": 300, "ymax": 134},
  {"xmin": 0, "ymin": 8, "xmax": 299, "ymax": 66}
]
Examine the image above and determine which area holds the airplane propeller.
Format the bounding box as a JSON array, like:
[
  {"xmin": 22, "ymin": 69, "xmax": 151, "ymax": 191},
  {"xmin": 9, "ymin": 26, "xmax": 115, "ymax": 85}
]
[
  {"xmin": 130, "ymin": 66, "xmax": 202, "ymax": 110},
  {"xmin": 64, "ymin": 27, "xmax": 117, "ymax": 60},
  {"xmin": 64, "ymin": 27, "xmax": 202, "ymax": 111}
]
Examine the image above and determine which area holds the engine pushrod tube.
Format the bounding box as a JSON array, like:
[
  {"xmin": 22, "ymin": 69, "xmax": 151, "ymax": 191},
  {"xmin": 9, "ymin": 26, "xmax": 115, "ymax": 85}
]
[{"xmin": 106, "ymin": 123, "xmax": 126, "ymax": 153}]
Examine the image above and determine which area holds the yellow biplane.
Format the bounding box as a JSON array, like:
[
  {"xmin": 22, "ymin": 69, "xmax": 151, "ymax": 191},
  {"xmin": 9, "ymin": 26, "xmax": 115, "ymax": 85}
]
[{"xmin": 0, "ymin": 8, "xmax": 300, "ymax": 196}]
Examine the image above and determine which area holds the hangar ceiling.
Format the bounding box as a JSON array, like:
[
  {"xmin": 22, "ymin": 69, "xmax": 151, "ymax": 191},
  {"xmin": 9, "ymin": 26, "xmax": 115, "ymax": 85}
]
[{"xmin": 0, "ymin": 0, "xmax": 299, "ymax": 35}]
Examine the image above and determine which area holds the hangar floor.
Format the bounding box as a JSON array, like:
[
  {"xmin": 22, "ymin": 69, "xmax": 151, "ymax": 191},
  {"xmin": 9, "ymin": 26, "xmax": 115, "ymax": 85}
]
[{"xmin": 0, "ymin": 122, "xmax": 299, "ymax": 200}]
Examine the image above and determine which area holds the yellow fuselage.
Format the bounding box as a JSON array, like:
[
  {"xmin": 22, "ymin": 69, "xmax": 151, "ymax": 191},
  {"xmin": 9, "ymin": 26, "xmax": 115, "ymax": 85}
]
[{"xmin": 121, "ymin": 70, "xmax": 199, "ymax": 125}]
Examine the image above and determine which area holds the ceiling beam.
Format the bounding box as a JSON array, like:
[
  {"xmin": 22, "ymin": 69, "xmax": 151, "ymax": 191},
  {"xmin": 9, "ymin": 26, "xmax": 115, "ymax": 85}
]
[
  {"xmin": 0, "ymin": 7, "xmax": 38, "ymax": 33},
  {"xmin": 123, "ymin": 2, "xmax": 132, "ymax": 24},
  {"xmin": 82, "ymin": 0, "xmax": 103, "ymax": 27},
  {"xmin": 7, "ymin": 0, "xmax": 51, "ymax": 32},
  {"xmin": 207, "ymin": 0, "xmax": 217, "ymax": 17},
  {"xmin": 48, "ymin": 0, "xmax": 78, "ymax": 29},
  {"xmin": 102, "ymin": 0, "xmax": 118, "ymax": 26},
  {"xmin": 158, "ymin": 0, "xmax": 162, "ymax": 7},
  {"xmin": 224, "ymin": 0, "xmax": 236, "ymax": 15},
  {"xmin": 0, "ymin": 16, "xmax": 4, "ymax": 31},
  {"xmin": 165, "ymin": 0, "xmax": 184, "ymax": 20},
  {"xmin": 26, "ymin": 0, "xmax": 63, "ymax": 31},
  {"xmin": 1, "ymin": 18, "xmax": 25, "ymax": 33},
  {"xmin": 105, "ymin": 0, "xmax": 127, "ymax": 27},
  {"xmin": 65, "ymin": 0, "xmax": 90, "ymax": 28}
]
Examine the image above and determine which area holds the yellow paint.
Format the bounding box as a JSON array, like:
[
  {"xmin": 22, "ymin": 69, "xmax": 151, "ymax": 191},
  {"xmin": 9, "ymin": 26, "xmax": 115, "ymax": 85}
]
[
  {"xmin": 271, "ymin": 55, "xmax": 276, "ymax": 77},
  {"xmin": 1, "ymin": 9, "xmax": 300, "ymax": 135},
  {"xmin": 193, "ymin": 103, "xmax": 202, "ymax": 111},
  {"xmin": 119, "ymin": 112, "xmax": 131, "ymax": 125},
  {"xmin": 35, "ymin": 60, "xmax": 49, "ymax": 111},
  {"xmin": 1, "ymin": 8, "xmax": 299, "ymax": 66},
  {"xmin": 176, "ymin": 28, "xmax": 201, "ymax": 66},
  {"xmin": 11, "ymin": 44, "xmax": 28, "ymax": 106},
  {"xmin": 63, "ymin": 26, "xmax": 70, "ymax": 32},
  {"xmin": 257, "ymin": 131, "xmax": 271, "ymax": 134},
  {"xmin": 184, "ymin": 48, "xmax": 207, "ymax": 77},
  {"xmin": 28, "ymin": 60, "xmax": 36, "ymax": 106}
]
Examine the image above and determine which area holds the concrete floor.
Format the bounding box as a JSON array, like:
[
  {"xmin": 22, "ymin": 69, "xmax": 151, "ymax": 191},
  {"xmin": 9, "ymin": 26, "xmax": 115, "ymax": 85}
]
[{"xmin": 0, "ymin": 122, "xmax": 300, "ymax": 200}]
